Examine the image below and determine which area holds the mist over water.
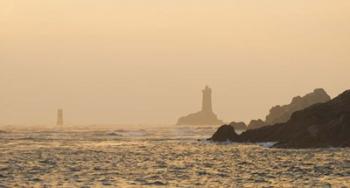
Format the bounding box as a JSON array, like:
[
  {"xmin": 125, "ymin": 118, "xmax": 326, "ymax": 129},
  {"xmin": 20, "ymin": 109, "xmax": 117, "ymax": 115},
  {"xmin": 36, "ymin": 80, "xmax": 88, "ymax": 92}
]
[
  {"xmin": 2, "ymin": 0, "xmax": 350, "ymax": 125},
  {"xmin": 2, "ymin": 0, "xmax": 350, "ymax": 187}
]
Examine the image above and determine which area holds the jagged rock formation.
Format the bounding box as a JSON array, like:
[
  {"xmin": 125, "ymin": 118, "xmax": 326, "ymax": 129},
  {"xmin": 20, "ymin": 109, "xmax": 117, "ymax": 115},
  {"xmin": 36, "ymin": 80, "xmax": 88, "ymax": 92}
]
[
  {"xmin": 230, "ymin": 89, "xmax": 331, "ymax": 130},
  {"xmin": 245, "ymin": 88, "xmax": 331, "ymax": 129},
  {"xmin": 229, "ymin": 121, "xmax": 247, "ymax": 130},
  {"xmin": 264, "ymin": 88, "xmax": 331, "ymax": 125},
  {"xmin": 209, "ymin": 90, "xmax": 350, "ymax": 148},
  {"xmin": 209, "ymin": 124, "xmax": 239, "ymax": 142},
  {"xmin": 247, "ymin": 119, "xmax": 266, "ymax": 130},
  {"xmin": 228, "ymin": 119, "xmax": 266, "ymax": 131},
  {"xmin": 177, "ymin": 86, "xmax": 224, "ymax": 125}
]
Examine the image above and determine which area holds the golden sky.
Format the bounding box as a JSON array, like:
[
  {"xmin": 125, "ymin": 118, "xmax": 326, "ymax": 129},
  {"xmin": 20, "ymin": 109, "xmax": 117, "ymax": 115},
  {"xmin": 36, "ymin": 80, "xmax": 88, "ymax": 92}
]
[{"xmin": 1, "ymin": 0, "xmax": 350, "ymax": 125}]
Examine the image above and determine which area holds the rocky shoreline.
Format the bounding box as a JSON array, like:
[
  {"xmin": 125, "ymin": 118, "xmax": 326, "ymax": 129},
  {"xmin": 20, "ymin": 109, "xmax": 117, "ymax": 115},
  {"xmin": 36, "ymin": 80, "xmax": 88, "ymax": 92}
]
[
  {"xmin": 209, "ymin": 90, "xmax": 350, "ymax": 148},
  {"xmin": 228, "ymin": 89, "xmax": 331, "ymax": 130}
]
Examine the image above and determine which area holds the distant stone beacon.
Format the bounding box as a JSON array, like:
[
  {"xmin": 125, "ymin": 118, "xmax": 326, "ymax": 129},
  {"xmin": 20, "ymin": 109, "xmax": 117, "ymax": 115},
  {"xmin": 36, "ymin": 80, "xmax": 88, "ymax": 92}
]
[
  {"xmin": 177, "ymin": 86, "xmax": 224, "ymax": 125},
  {"xmin": 57, "ymin": 109, "xmax": 64, "ymax": 127}
]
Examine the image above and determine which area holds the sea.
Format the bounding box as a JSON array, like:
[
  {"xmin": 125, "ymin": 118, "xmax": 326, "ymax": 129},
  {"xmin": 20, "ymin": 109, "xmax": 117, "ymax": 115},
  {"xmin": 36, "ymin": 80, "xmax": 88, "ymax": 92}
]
[{"xmin": 0, "ymin": 124, "xmax": 349, "ymax": 187}]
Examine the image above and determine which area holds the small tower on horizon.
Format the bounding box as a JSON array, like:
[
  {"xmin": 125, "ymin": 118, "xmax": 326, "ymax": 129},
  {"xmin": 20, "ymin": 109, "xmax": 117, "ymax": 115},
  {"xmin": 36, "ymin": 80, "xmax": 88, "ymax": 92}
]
[
  {"xmin": 57, "ymin": 109, "xmax": 64, "ymax": 127},
  {"xmin": 202, "ymin": 86, "xmax": 213, "ymax": 113}
]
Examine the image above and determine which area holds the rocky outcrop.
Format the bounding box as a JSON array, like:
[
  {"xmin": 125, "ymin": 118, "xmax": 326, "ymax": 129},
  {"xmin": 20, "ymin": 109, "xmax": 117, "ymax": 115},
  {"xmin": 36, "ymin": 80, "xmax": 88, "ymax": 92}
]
[
  {"xmin": 264, "ymin": 88, "xmax": 331, "ymax": 125},
  {"xmin": 244, "ymin": 88, "xmax": 331, "ymax": 129},
  {"xmin": 210, "ymin": 90, "xmax": 350, "ymax": 148},
  {"xmin": 247, "ymin": 119, "xmax": 266, "ymax": 130},
  {"xmin": 228, "ymin": 89, "xmax": 331, "ymax": 130},
  {"xmin": 229, "ymin": 121, "xmax": 247, "ymax": 130},
  {"xmin": 208, "ymin": 124, "xmax": 239, "ymax": 142},
  {"xmin": 227, "ymin": 120, "xmax": 266, "ymax": 131}
]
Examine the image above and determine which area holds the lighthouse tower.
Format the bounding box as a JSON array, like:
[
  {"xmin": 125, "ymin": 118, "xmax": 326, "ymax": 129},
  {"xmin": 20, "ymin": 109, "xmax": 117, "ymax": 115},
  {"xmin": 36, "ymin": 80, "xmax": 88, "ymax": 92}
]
[
  {"xmin": 176, "ymin": 85, "xmax": 223, "ymax": 125},
  {"xmin": 202, "ymin": 86, "xmax": 213, "ymax": 113},
  {"xmin": 57, "ymin": 109, "xmax": 64, "ymax": 127}
]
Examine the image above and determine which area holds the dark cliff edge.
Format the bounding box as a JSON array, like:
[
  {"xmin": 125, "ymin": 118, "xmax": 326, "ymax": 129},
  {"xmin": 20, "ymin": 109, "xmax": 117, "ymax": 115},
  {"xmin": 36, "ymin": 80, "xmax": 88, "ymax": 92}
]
[
  {"xmin": 229, "ymin": 121, "xmax": 247, "ymax": 130},
  {"xmin": 227, "ymin": 88, "xmax": 331, "ymax": 130},
  {"xmin": 264, "ymin": 88, "xmax": 331, "ymax": 126},
  {"xmin": 248, "ymin": 88, "xmax": 331, "ymax": 130},
  {"xmin": 209, "ymin": 90, "xmax": 350, "ymax": 148}
]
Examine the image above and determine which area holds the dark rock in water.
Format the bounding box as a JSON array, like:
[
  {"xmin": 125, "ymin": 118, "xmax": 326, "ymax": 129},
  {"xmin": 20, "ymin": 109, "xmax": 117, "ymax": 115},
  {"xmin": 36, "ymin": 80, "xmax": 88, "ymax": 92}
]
[
  {"xmin": 208, "ymin": 124, "xmax": 239, "ymax": 142},
  {"xmin": 247, "ymin": 119, "xmax": 266, "ymax": 130},
  {"xmin": 210, "ymin": 90, "xmax": 350, "ymax": 148},
  {"xmin": 229, "ymin": 121, "xmax": 247, "ymax": 130},
  {"xmin": 177, "ymin": 86, "xmax": 224, "ymax": 125},
  {"xmin": 264, "ymin": 88, "xmax": 331, "ymax": 126}
]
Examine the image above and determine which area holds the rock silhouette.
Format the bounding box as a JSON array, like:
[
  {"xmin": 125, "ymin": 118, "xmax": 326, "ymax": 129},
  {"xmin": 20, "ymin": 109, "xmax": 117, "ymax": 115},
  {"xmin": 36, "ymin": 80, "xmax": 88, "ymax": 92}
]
[
  {"xmin": 229, "ymin": 89, "xmax": 331, "ymax": 130},
  {"xmin": 264, "ymin": 88, "xmax": 331, "ymax": 126},
  {"xmin": 245, "ymin": 88, "xmax": 331, "ymax": 129},
  {"xmin": 209, "ymin": 124, "xmax": 239, "ymax": 142},
  {"xmin": 210, "ymin": 90, "xmax": 350, "ymax": 148},
  {"xmin": 229, "ymin": 121, "xmax": 247, "ymax": 130},
  {"xmin": 227, "ymin": 89, "xmax": 330, "ymax": 130},
  {"xmin": 177, "ymin": 86, "xmax": 223, "ymax": 125},
  {"xmin": 247, "ymin": 119, "xmax": 266, "ymax": 130}
]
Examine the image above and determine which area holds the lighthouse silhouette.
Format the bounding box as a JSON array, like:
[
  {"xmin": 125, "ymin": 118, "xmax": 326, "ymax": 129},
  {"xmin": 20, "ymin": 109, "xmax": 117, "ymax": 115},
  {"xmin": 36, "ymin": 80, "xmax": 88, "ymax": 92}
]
[
  {"xmin": 176, "ymin": 86, "xmax": 223, "ymax": 125},
  {"xmin": 202, "ymin": 86, "xmax": 213, "ymax": 113},
  {"xmin": 57, "ymin": 109, "xmax": 64, "ymax": 127}
]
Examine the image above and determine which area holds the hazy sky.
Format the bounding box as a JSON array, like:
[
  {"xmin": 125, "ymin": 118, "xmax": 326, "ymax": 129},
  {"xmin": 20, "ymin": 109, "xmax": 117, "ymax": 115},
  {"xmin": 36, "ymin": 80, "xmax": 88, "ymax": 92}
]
[{"xmin": 1, "ymin": 0, "xmax": 350, "ymax": 125}]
